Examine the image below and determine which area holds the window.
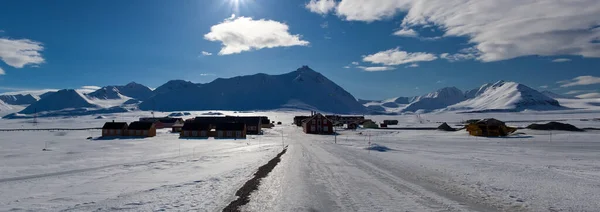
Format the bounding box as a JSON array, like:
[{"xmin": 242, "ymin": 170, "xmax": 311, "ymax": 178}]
[
  {"xmin": 227, "ymin": 131, "xmax": 232, "ymax": 137},
  {"xmin": 236, "ymin": 131, "xmax": 242, "ymax": 137},
  {"xmin": 110, "ymin": 129, "xmax": 115, "ymax": 135},
  {"xmin": 184, "ymin": 131, "xmax": 190, "ymax": 137},
  {"xmin": 143, "ymin": 130, "xmax": 148, "ymax": 136},
  {"xmin": 116, "ymin": 130, "xmax": 121, "ymax": 135},
  {"xmin": 310, "ymin": 126, "xmax": 316, "ymax": 131},
  {"xmin": 201, "ymin": 131, "xmax": 207, "ymax": 137},
  {"xmin": 137, "ymin": 130, "xmax": 142, "ymax": 136},
  {"xmin": 218, "ymin": 131, "xmax": 223, "ymax": 137},
  {"xmin": 192, "ymin": 131, "xmax": 198, "ymax": 136},
  {"xmin": 312, "ymin": 120, "xmax": 316, "ymax": 124},
  {"xmin": 323, "ymin": 126, "xmax": 328, "ymax": 132},
  {"xmin": 103, "ymin": 129, "xmax": 108, "ymax": 134}
]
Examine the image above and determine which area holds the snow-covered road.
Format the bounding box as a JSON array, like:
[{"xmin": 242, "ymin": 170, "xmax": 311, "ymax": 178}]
[{"xmin": 245, "ymin": 127, "xmax": 600, "ymax": 212}]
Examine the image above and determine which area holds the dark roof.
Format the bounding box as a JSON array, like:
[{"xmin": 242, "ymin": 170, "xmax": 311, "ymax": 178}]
[
  {"xmin": 128, "ymin": 121, "xmax": 155, "ymax": 130},
  {"xmin": 194, "ymin": 116, "xmax": 235, "ymax": 124},
  {"xmin": 216, "ymin": 123, "xmax": 246, "ymax": 131},
  {"xmin": 103, "ymin": 122, "xmax": 128, "ymax": 129},
  {"xmin": 182, "ymin": 122, "xmax": 210, "ymax": 130}
]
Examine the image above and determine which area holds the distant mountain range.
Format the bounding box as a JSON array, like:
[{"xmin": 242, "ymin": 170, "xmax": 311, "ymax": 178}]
[
  {"xmin": 1, "ymin": 66, "xmax": 596, "ymax": 118},
  {"xmin": 362, "ymin": 80, "xmax": 570, "ymax": 114}
]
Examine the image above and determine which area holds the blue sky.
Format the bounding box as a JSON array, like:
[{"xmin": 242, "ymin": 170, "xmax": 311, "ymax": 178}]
[{"xmin": 1, "ymin": 0, "xmax": 600, "ymax": 99}]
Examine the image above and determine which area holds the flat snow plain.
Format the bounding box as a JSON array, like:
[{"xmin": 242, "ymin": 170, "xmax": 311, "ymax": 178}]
[{"xmin": 1, "ymin": 110, "xmax": 600, "ymax": 211}]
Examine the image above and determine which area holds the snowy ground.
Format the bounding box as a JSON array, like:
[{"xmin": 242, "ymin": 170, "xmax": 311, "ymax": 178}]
[{"xmin": 2, "ymin": 110, "xmax": 600, "ymax": 211}]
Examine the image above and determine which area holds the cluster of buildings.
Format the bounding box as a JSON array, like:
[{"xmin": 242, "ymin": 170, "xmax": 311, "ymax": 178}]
[
  {"xmin": 179, "ymin": 116, "xmax": 271, "ymax": 139},
  {"xmin": 102, "ymin": 116, "xmax": 272, "ymax": 139},
  {"xmin": 294, "ymin": 112, "xmax": 365, "ymax": 134}
]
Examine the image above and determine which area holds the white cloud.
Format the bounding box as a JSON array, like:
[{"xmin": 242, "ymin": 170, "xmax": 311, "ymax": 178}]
[
  {"xmin": 357, "ymin": 66, "xmax": 395, "ymax": 72},
  {"xmin": 440, "ymin": 47, "xmax": 480, "ymax": 62},
  {"xmin": 576, "ymin": 92, "xmax": 600, "ymax": 99},
  {"xmin": 200, "ymin": 73, "xmax": 216, "ymax": 76},
  {"xmin": 204, "ymin": 16, "xmax": 309, "ymax": 55},
  {"xmin": 0, "ymin": 38, "xmax": 44, "ymax": 68},
  {"xmin": 335, "ymin": 0, "xmax": 411, "ymax": 22},
  {"xmin": 327, "ymin": 0, "xmax": 600, "ymax": 62},
  {"xmin": 558, "ymin": 76, "xmax": 600, "ymax": 87},
  {"xmin": 320, "ymin": 21, "xmax": 329, "ymax": 29},
  {"xmin": 306, "ymin": 0, "xmax": 337, "ymax": 15},
  {"xmin": 393, "ymin": 28, "xmax": 418, "ymax": 37},
  {"xmin": 552, "ymin": 58, "xmax": 571, "ymax": 63},
  {"xmin": 565, "ymin": 90, "xmax": 590, "ymax": 95},
  {"xmin": 436, "ymin": 80, "xmax": 443, "ymax": 84},
  {"xmin": 201, "ymin": 51, "xmax": 212, "ymax": 56},
  {"xmin": 81, "ymin": 85, "xmax": 101, "ymax": 90},
  {"xmin": 78, "ymin": 86, "xmax": 100, "ymax": 94},
  {"xmin": 343, "ymin": 66, "xmax": 351, "ymax": 69},
  {"xmin": 406, "ymin": 63, "xmax": 419, "ymax": 68},
  {"xmin": 363, "ymin": 47, "xmax": 437, "ymax": 66},
  {"xmin": 539, "ymin": 85, "xmax": 549, "ymax": 89},
  {"xmin": 0, "ymin": 67, "xmax": 4, "ymax": 75},
  {"xmin": 351, "ymin": 61, "xmax": 359, "ymax": 65}
]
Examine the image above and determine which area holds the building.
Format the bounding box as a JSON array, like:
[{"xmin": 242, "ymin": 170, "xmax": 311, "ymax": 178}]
[
  {"xmin": 127, "ymin": 121, "xmax": 157, "ymax": 137},
  {"xmin": 157, "ymin": 118, "xmax": 184, "ymax": 129},
  {"xmin": 294, "ymin": 116, "xmax": 311, "ymax": 126},
  {"xmin": 102, "ymin": 121, "xmax": 128, "ymax": 137},
  {"xmin": 171, "ymin": 123, "xmax": 184, "ymax": 133},
  {"xmin": 192, "ymin": 116, "xmax": 263, "ymax": 135},
  {"xmin": 215, "ymin": 123, "xmax": 246, "ymax": 139},
  {"xmin": 466, "ymin": 118, "xmax": 516, "ymax": 137},
  {"xmin": 362, "ymin": 120, "xmax": 378, "ymax": 129},
  {"xmin": 302, "ymin": 113, "xmax": 334, "ymax": 134},
  {"xmin": 347, "ymin": 122, "xmax": 359, "ymax": 130},
  {"xmin": 139, "ymin": 117, "xmax": 184, "ymax": 129},
  {"xmin": 180, "ymin": 122, "xmax": 210, "ymax": 138},
  {"xmin": 229, "ymin": 116, "xmax": 261, "ymax": 135}
]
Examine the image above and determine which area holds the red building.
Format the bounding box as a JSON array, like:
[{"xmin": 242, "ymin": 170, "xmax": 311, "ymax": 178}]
[{"xmin": 302, "ymin": 113, "xmax": 334, "ymax": 134}]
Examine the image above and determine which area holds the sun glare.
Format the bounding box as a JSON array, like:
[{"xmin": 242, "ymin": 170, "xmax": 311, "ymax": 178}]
[{"xmin": 228, "ymin": 0, "xmax": 246, "ymax": 14}]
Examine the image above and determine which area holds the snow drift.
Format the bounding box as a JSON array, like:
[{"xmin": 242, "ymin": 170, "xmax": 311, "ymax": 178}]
[
  {"xmin": 447, "ymin": 81, "xmax": 562, "ymax": 112},
  {"xmin": 139, "ymin": 66, "xmax": 366, "ymax": 114}
]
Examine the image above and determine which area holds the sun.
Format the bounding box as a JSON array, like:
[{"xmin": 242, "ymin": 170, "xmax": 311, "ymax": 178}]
[{"xmin": 228, "ymin": 0, "xmax": 249, "ymax": 14}]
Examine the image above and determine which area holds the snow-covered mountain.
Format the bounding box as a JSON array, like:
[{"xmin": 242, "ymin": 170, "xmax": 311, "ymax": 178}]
[
  {"xmin": 541, "ymin": 91, "xmax": 578, "ymax": 99},
  {"xmin": 464, "ymin": 83, "xmax": 492, "ymax": 99},
  {"xmin": 87, "ymin": 82, "xmax": 153, "ymax": 101},
  {"xmin": 0, "ymin": 94, "xmax": 38, "ymax": 105},
  {"xmin": 139, "ymin": 66, "xmax": 366, "ymax": 114},
  {"xmin": 402, "ymin": 87, "xmax": 467, "ymax": 112},
  {"xmin": 152, "ymin": 80, "xmax": 198, "ymax": 95},
  {"xmin": 447, "ymin": 81, "xmax": 562, "ymax": 112},
  {"xmin": 18, "ymin": 89, "xmax": 97, "ymax": 114},
  {"xmin": 115, "ymin": 82, "xmax": 153, "ymax": 100},
  {"xmin": 87, "ymin": 87, "xmax": 124, "ymax": 100}
]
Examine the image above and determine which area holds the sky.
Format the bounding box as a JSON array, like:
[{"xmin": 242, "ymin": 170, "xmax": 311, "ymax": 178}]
[{"xmin": 1, "ymin": 0, "xmax": 600, "ymax": 100}]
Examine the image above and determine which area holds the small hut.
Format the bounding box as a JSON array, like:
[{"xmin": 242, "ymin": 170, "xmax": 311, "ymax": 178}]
[{"xmin": 466, "ymin": 119, "xmax": 516, "ymax": 137}]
